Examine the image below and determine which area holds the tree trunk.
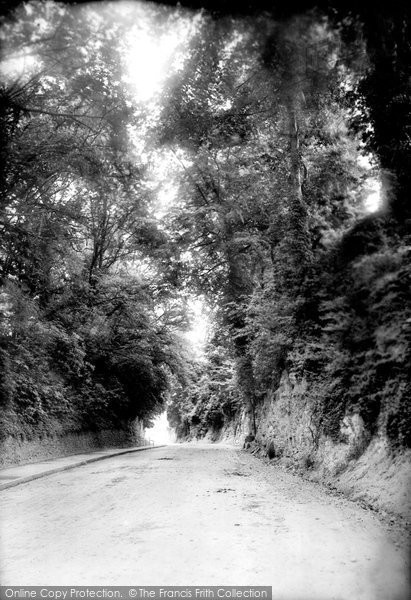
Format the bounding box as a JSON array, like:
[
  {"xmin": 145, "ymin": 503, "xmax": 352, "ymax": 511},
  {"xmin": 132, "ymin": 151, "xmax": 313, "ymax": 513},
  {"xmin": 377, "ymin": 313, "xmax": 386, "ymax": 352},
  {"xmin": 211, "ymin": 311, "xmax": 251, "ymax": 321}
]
[{"xmin": 287, "ymin": 99, "xmax": 309, "ymax": 276}]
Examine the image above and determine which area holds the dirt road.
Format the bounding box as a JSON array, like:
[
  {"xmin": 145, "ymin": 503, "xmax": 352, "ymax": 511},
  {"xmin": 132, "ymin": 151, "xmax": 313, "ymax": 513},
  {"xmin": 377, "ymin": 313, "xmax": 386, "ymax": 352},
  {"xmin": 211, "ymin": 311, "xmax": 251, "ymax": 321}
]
[{"xmin": 0, "ymin": 444, "xmax": 409, "ymax": 598}]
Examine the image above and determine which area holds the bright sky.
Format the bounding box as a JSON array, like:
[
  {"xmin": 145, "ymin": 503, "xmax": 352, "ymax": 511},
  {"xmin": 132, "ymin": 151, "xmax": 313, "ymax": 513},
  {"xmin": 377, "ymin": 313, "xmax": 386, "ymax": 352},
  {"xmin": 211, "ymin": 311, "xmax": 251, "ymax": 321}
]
[
  {"xmin": 124, "ymin": 27, "xmax": 181, "ymax": 102},
  {"xmin": 357, "ymin": 154, "xmax": 383, "ymax": 213},
  {"xmin": 364, "ymin": 179, "xmax": 383, "ymax": 213},
  {"xmin": 0, "ymin": 53, "xmax": 38, "ymax": 80},
  {"xmin": 147, "ymin": 411, "xmax": 176, "ymax": 444},
  {"xmin": 184, "ymin": 298, "xmax": 210, "ymax": 355},
  {"xmin": 120, "ymin": 1, "xmax": 197, "ymax": 104}
]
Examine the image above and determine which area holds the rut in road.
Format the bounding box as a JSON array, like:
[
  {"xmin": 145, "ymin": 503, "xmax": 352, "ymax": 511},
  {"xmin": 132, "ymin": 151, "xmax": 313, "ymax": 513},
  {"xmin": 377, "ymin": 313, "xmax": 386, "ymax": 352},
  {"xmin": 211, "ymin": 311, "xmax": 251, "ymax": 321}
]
[{"xmin": 0, "ymin": 444, "xmax": 409, "ymax": 600}]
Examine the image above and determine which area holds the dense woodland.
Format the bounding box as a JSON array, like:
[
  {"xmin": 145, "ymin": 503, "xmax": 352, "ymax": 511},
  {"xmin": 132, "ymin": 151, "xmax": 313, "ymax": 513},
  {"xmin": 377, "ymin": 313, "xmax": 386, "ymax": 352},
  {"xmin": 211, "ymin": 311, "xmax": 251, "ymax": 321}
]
[{"xmin": 0, "ymin": 1, "xmax": 410, "ymax": 453}]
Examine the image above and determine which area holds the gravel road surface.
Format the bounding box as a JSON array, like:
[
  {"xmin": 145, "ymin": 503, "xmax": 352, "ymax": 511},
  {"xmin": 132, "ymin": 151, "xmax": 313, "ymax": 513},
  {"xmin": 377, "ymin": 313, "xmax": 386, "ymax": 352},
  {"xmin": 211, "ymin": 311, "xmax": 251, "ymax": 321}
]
[{"xmin": 0, "ymin": 444, "xmax": 409, "ymax": 599}]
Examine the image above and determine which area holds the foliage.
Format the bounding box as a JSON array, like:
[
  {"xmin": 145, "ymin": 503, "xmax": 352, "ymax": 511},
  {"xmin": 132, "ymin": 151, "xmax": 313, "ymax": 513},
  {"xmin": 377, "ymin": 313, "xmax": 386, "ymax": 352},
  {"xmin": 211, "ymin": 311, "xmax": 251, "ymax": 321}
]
[
  {"xmin": 338, "ymin": 4, "xmax": 411, "ymax": 220},
  {"xmin": 317, "ymin": 237, "xmax": 411, "ymax": 445},
  {"xmin": 167, "ymin": 338, "xmax": 241, "ymax": 438},
  {"xmin": 161, "ymin": 9, "xmax": 411, "ymax": 450},
  {"xmin": 0, "ymin": 2, "xmax": 188, "ymax": 440}
]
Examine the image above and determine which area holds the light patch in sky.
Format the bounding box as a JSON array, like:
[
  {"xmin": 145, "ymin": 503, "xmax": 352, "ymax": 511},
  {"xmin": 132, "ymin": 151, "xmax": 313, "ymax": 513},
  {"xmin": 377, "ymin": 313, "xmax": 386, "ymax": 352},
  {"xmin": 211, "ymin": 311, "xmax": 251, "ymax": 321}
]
[
  {"xmin": 0, "ymin": 53, "xmax": 39, "ymax": 81},
  {"xmin": 185, "ymin": 298, "xmax": 210, "ymax": 355},
  {"xmin": 147, "ymin": 411, "xmax": 175, "ymax": 444},
  {"xmin": 357, "ymin": 153, "xmax": 375, "ymax": 170},
  {"xmin": 156, "ymin": 183, "xmax": 178, "ymax": 220},
  {"xmin": 123, "ymin": 15, "xmax": 190, "ymax": 103},
  {"xmin": 125, "ymin": 30, "xmax": 175, "ymax": 101},
  {"xmin": 148, "ymin": 149, "xmax": 180, "ymax": 219},
  {"xmin": 364, "ymin": 179, "xmax": 383, "ymax": 213}
]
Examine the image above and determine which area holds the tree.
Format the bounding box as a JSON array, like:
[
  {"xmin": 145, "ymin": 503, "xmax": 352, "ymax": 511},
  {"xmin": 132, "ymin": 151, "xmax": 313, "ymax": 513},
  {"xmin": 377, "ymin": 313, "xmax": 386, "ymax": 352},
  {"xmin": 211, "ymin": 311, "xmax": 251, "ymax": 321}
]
[
  {"xmin": 0, "ymin": 1, "xmax": 190, "ymax": 440},
  {"xmin": 158, "ymin": 10, "xmax": 368, "ymax": 429}
]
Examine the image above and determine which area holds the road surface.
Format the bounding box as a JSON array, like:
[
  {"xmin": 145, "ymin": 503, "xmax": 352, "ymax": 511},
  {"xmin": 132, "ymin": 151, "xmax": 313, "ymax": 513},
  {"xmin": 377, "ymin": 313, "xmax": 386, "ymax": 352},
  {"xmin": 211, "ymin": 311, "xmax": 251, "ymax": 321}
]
[{"xmin": 0, "ymin": 444, "xmax": 409, "ymax": 599}]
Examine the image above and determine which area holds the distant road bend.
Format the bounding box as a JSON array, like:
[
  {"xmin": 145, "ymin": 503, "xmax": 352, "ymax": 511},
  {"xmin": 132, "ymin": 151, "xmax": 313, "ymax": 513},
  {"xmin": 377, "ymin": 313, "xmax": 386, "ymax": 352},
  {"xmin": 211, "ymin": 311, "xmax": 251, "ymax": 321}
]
[{"xmin": 0, "ymin": 444, "xmax": 409, "ymax": 600}]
